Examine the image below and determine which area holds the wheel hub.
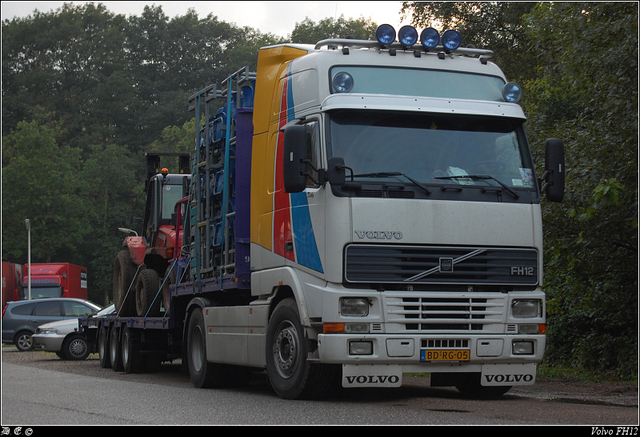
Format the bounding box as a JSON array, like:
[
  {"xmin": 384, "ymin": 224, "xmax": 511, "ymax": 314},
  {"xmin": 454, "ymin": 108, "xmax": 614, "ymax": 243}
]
[{"xmin": 273, "ymin": 322, "xmax": 299, "ymax": 378}]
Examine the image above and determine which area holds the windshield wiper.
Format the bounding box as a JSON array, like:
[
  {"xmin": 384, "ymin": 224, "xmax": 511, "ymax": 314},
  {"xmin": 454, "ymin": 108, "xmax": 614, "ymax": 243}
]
[
  {"xmin": 434, "ymin": 174, "xmax": 520, "ymax": 199},
  {"xmin": 352, "ymin": 172, "xmax": 431, "ymax": 195}
]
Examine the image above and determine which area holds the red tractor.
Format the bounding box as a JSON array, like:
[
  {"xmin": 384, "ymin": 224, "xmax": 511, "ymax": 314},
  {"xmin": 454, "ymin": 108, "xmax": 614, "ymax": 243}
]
[{"xmin": 112, "ymin": 153, "xmax": 191, "ymax": 317}]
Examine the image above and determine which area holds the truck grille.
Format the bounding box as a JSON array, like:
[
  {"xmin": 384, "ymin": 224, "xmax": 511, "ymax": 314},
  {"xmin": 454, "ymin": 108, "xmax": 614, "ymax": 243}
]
[
  {"xmin": 385, "ymin": 294, "xmax": 506, "ymax": 333},
  {"xmin": 345, "ymin": 244, "xmax": 538, "ymax": 286}
]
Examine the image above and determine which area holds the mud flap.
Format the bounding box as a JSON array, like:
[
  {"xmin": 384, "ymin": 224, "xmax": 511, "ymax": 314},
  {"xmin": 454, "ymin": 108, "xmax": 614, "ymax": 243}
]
[
  {"xmin": 342, "ymin": 364, "xmax": 403, "ymax": 388},
  {"xmin": 481, "ymin": 363, "xmax": 536, "ymax": 386}
]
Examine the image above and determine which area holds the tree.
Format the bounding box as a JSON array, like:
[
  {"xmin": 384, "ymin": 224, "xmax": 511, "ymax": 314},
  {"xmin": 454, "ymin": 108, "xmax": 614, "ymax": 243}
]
[
  {"xmin": 76, "ymin": 143, "xmax": 140, "ymax": 303},
  {"xmin": 400, "ymin": 2, "xmax": 537, "ymax": 81},
  {"xmin": 2, "ymin": 110, "xmax": 85, "ymax": 264},
  {"xmin": 523, "ymin": 2, "xmax": 638, "ymax": 378},
  {"xmin": 289, "ymin": 15, "xmax": 378, "ymax": 44}
]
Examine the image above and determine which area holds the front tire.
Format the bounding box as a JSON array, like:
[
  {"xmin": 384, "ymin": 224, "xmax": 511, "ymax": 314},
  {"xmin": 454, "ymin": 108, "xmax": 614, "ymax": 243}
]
[
  {"xmin": 266, "ymin": 298, "xmax": 337, "ymax": 399},
  {"xmin": 61, "ymin": 334, "xmax": 90, "ymax": 360}
]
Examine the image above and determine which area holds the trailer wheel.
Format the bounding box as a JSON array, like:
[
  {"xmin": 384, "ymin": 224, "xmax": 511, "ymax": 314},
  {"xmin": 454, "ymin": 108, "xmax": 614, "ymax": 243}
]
[
  {"xmin": 113, "ymin": 250, "xmax": 137, "ymax": 316},
  {"xmin": 266, "ymin": 298, "xmax": 337, "ymax": 399},
  {"xmin": 109, "ymin": 325, "xmax": 123, "ymax": 371},
  {"xmin": 98, "ymin": 326, "xmax": 111, "ymax": 368},
  {"xmin": 187, "ymin": 308, "xmax": 226, "ymax": 388},
  {"xmin": 135, "ymin": 268, "xmax": 161, "ymax": 317},
  {"xmin": 121, "ymin": 325, "xmax": 144, "ymax": 373}
]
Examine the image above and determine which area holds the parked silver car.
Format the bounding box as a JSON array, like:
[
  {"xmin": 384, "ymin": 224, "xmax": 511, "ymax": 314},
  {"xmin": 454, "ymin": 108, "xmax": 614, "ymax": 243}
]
[
  {"xmin": 2, "ymin": 298, "xmax": 101, "ymax": 351},
  {"xmin": 32, "ymin": 304, "xmax": 115, "ymax": 360}
]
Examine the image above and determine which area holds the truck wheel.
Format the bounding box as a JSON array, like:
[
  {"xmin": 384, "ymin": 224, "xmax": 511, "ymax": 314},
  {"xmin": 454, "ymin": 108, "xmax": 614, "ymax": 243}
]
[
  {"xmin": 61, "ymin": 334, "xmax": 90, "ymax": 360},
  {"xmin": 98, "ymin": 326, "xmax": 111, "ymax": 368},
  {"xmin": 454, "ymin": 373, "xmax": 512, "ymax": 398},
  {"xmin": 121, "ymin": 325, "xmax": 144, "ymax": 373},
  {"xmin": 109, "ymin": 325, "xmax": 123, "ymax": 371},
  {"xmin": 135, "ymin": 268, "xmax": 161, "ymax": 317},
  {"xmin": 266, "ymin": 298, "xmax": 337, "ymax": 399},
  {"xmin": 113, "ymin": 250, "xmax": 137, "ymax": 316},
  {"xmin": 187, "ymin": 308, "xmax": 226, "ymax": 388},
  {"xmin": 14, "ymin": 330, "xmax": 34, "ymax": 352}
]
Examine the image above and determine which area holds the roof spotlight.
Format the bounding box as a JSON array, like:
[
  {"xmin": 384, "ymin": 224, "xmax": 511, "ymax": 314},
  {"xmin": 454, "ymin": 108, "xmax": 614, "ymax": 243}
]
[
  {"xmin": 398, "ymin": 26, "xmax": 418, "ymax": 47},
  {"xmin": 420, "ymin": 27, "xmax": 440, "ymax": 50},
  {"xmin": 502, "ymin": 82, "xmax": 522, "ymax": 103},
  {"xmin": 376, "ymin": 24, "xmax": 396, "ymax": 46},
  {"xmin": 441, "ymin": 29, "xmax": 462, "ymax": 51}
]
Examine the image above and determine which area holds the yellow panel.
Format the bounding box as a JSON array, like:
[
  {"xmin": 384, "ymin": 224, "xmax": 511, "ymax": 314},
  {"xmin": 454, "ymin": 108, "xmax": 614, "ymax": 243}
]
[
  {"xmin": 251, "ymin": 44, "xmax": 308, "ymax": 250},
  {"xmin": 253, "ymin": 45, "xmax": 309, "ymax": 135}
]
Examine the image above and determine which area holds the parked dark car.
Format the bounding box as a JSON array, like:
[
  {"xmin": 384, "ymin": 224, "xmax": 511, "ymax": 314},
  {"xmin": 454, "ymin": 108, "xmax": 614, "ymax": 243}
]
[{"xmin": 2, "ymin": 298, "xmax": 101, "ymax": 351}]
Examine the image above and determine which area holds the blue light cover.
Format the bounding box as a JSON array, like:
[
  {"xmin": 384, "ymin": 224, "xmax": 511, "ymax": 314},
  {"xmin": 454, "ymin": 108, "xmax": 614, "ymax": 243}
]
[
  {"xmin": 332, "ymin": 72, "xmax": 354, "ymax": 93},
  {"xmin": 441, "ymin": 29, "xmax": 462, "ymax": 51},
  {"xmin": 502, "ymin": 82, "xmax": 522, "ymax": 103},
  {"xmin": 420, "ymin": 27, "xmax": 440, "ymax": 49},
  {"xmin": 398, "ymin": 26, "xmax": 418, "ymax": 47},
  {"xmin": 376, "ymin": 24, "xmax": 396, "ymax": 46}
]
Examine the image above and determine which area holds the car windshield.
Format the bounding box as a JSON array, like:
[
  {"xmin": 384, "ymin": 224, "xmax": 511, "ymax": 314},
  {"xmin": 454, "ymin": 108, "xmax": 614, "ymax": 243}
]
[{"xmin": 328, "ymin": 110, "xmax": 536, "ymax": 190}]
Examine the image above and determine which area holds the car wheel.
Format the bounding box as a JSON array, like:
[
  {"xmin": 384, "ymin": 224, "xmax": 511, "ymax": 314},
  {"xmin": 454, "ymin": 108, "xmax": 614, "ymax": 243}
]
[
  {"xmin": 14, "ymin": 330, "xmax": 34, "ymax": 352},
  {"xmin": 62, "ymin": 334, "xmax": 90, "ymax": 360}
]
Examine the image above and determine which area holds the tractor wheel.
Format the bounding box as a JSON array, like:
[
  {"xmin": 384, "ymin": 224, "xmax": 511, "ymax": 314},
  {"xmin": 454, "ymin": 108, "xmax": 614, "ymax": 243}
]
[
  {"xmin": 113, "ymin": 250, "xmax": 137, "ymax": 316},
  {"xmin": 135, "ymin": 268, "xmax": 161, "ymax": 317}
]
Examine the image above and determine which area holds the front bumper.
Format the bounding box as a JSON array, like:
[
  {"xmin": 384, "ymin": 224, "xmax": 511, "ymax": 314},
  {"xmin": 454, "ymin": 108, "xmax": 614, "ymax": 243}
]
[
  {"xmin": 317, "ymin": 332, "xmax": 545, "ymax": 370},
  {"xmin": 32, "ymin": 334, "xmax": 65, "ymax": 352}
]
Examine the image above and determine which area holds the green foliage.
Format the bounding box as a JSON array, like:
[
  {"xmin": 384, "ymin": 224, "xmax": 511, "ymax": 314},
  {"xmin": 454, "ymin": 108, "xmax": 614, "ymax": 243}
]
[
  {"xmin": 404, "ymin": 1, "xmax": 638, "ymax": 379},
  {"xmin": 289, "ymin": 15, "xmax": 378, "ymax": 43}
]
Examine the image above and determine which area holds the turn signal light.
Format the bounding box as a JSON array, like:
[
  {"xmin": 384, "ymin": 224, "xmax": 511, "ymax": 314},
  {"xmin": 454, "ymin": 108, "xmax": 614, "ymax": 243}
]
[{"xmin": 323, "ymin": 323, "xmax": 345, "ymax": 334}]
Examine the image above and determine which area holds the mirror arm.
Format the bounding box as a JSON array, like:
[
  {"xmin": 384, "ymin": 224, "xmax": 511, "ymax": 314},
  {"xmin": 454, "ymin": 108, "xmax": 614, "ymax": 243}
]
[{"xmin": 301, "ymin": 159, "xmax": 327, "ymax": 186}]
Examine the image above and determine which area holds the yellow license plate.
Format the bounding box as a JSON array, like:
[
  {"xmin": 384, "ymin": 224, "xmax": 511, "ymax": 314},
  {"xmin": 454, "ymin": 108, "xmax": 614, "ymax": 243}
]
[{"xmin": 421, "ymin": 349, "xmax": 470, "ymax": 362}]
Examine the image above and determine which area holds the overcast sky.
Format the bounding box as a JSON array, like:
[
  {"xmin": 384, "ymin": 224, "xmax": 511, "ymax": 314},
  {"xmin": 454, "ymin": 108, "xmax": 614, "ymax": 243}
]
[{"xmin": 1, "ymin": 1, "xmax": 412, "ymax": 38}]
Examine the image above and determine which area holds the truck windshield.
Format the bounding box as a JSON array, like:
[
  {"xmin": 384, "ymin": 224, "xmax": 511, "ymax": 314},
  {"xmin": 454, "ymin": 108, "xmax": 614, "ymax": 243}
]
[
  {"xmin": 328, "ymin": 110, "xmax": 536, "ymax": 191},
  {"xmin": 21, "ymin": 285, "xmax": 62, "ymax": 299}
]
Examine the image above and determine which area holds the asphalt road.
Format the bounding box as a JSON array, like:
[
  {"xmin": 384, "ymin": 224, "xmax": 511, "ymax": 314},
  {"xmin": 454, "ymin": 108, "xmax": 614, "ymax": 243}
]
[{"xmin": 1, "ymin": 346, "xmax": 637, "ymax": 426}]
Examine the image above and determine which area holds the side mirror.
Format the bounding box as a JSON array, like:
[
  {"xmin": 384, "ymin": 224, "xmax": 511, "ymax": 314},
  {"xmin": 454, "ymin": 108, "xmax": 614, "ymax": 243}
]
[
  {"xmin": 282, "ymin": 125, "xmax": 308, "ymax": 193},
  {"xmin": 327, "ymin": 157, "xmax": 346, "ymax": 187},
  {"xmin": 543, "ymin": 138, "xmax": 565, "ymax": 202}
]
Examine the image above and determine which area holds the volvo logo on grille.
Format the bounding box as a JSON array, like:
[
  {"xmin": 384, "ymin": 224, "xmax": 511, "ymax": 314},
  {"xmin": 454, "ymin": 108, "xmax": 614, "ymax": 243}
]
[
  {"xmin": 439, "ymin": 257, "xmax": 454, "ymax": 273},
  {"xmin": 354, "ymin": 230, "xmax": 403, "ymax": 240}
]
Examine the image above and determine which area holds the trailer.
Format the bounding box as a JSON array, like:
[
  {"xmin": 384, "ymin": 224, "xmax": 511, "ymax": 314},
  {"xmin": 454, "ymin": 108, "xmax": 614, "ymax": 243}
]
[{"xmin": 83, "ymin": 25, "xmax": 564, "ymax": 399}]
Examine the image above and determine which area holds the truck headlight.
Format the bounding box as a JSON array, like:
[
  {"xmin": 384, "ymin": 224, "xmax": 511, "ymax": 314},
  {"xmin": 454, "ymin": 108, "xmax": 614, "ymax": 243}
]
[
  {"xmin": 340, "ymin": 297, "xmax": 370, "ymax": 317},
  {"xmin": 511, "ymin": 299, "xmax": 541, "ymax": 318}
]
